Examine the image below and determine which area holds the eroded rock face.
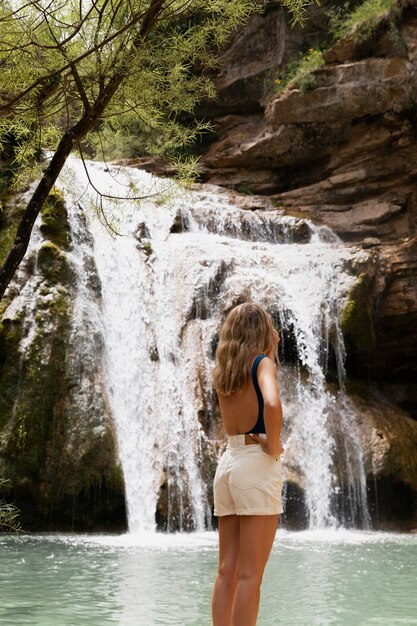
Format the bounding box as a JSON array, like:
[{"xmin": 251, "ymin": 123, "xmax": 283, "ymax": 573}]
[
  {"xmin": 281, "ymin": 388, "xmax": 417, "ymax": 531},
  {"xmin": 200, "ymin": 6, "xmax": 417, "ymax": 424},
  {"xmin": 353, "ymin": 392, "xmax": 417, "ymax": 531},
  {"xmin": 0, "ymin": 191, "xmax": 126, "ymax": 531}
]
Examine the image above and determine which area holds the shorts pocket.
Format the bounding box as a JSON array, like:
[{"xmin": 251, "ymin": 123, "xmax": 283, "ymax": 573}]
[{"xmin": 230, "ymin": 452, "xmax": 270, "ymax": 490}]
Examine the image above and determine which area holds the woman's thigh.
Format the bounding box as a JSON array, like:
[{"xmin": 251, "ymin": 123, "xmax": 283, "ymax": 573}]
[
  {"xmin": 217, "ymin": 515, "xmax": 240, "ymax": 575},
  {"xmin": 237, "ymin": 515, "xmax": 279, "ymax": 579}
]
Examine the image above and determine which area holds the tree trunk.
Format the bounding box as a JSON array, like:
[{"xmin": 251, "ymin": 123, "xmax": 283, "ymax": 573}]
[
  {"xmin": 0, "ymin": 134, "xmax": 74, "ymax": 300},
  {"xmin": 0, "ymin": 0, "xmax": 166, "ymax": 302},
  {"xmin": 0, "ymin": 71, "xmax": 127, "ymax": 302}
]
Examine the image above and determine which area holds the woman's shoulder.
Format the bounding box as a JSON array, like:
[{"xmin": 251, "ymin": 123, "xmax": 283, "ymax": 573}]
[{"xmin": 257, "ymin": 355, "xmax": 276, "ymax": 372}]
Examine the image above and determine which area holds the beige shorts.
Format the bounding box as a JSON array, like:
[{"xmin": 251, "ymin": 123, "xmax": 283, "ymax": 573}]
[{"xmin": 213, "ymin": 434, "xmax": 284, "ymax": 516}]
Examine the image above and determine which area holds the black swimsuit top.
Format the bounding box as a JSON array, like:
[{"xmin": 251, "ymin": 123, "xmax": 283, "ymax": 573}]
[{"xmin": 245, "ymin": 354, "xmax": 267, "ymax": 434}]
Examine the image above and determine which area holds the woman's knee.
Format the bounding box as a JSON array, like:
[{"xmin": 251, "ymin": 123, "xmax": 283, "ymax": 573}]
[
  {"xmin": 217, "ymin": 560, "xmax": 238, "ymax": 585},
  {"xmin": 236, "ymin": 567, "xmax": 263, "ymax": 588}
]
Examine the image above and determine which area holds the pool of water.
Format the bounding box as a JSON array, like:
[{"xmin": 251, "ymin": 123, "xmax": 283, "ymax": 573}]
[{"xmin": 1, "ymin": 529, "xmax": 416, "ymax": 625}]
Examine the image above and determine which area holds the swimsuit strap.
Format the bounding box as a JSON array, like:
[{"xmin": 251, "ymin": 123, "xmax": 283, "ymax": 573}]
[{"xmin": 247, "ymin": 354, "xmax": 267, "ymax": 434}]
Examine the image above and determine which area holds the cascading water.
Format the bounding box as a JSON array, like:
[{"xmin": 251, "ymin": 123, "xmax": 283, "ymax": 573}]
[{"xmin": 57, "ymin": 156, "xmax": 370, "ymax": 532}]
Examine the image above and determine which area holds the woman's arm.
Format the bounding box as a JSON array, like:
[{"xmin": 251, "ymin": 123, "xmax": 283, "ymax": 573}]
[{"xmin": 249, "ymin": 357, "xmax": 283, "ymax": 458}]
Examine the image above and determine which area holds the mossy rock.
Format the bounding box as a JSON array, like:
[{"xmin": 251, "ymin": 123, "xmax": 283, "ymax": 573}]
[
  {"xmin": 40, "ymin": 189, "xmax": 70, "ymax": 249},
  {"xmin": 340, "ymin": 273, "xmax": 376, "ymax": 352},
  {"xmin": 0, "ymin": 220, "xmax": 17, "ymax": 267},
  {"xmin": 3, "ymin": 292, "xmax": 71, "ymax": 480},
  {"xmin": 0, "ymin": 319, "xmax": 23, "ymax": 432},
  {"xmin": 0, "ymin": 192, "xmax": 26, "ymax": 267},
  {"xmin": 37, "ymin": 242, "xmax": 72, "ymax": 285},
  {"xmin": 108, "ymin": 463, "xmax": 125, "ymax": 493},
  {"xmin": 0, "ymin": 186, "xmax": 125, "ymax": 530}
]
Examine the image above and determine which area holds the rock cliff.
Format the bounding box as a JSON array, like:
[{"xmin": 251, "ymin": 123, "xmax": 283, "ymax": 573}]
[
  {"xmin": 199, "ymin": 2, "xmax": 417, "ymax": 413},
  {"xmin": 196, "ymin": 1, "xmax": 417, "ymax": 528},
  {"xmin": 0, "ymin": 190, "xmax": 126, "ymax": 531}
]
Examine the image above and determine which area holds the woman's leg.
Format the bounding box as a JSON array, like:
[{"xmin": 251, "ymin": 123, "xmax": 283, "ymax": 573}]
[
  {"xmin": 212, "ymin": 515, "xmax": 240, "ymax": 626},
  {"xmin": 231, "ymin": 514, "xmax": 279, "ymax": 626}
]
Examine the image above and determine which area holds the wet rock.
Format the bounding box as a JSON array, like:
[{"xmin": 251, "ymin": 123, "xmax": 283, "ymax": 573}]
[
  {"xmin": 135, "ymin": 222, "xmax": 151, "ymax": 241},
  {"xmin": 39, "ymin": 189, "xmax": 71, "ymax": 249},
  {"xmin": 0, "ymin": 192, "xmax": 126, "ymax": 532},
  {"xmin": 138, "ymin": 239, "xmax": 153, "ymax": 257},
  {"xmin": 170, "ymin": 210, "xmax": 190, "ymax": 234},
  {"xmin": 353, "ymin": 392, "xmax": 417, "ymax": 530},
  {"xmin": 281, "ymin": 388, "xmax": 417, "ymax": 530},
  {"xmin": 340, "ymin": 272, "xmax": 376, "ymax": 355},
  {"xmin": 113, "ymin": 156, "xmax": 178, "ymax": 177},
  {"xmin": 363, "ymin": 237, "xmax": 382, "ymax": 249}
]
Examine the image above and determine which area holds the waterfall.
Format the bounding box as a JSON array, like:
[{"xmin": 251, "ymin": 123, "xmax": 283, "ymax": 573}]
[{"xmin": 57, "ymin": 156, "xmax": 370, "ymax": 532}]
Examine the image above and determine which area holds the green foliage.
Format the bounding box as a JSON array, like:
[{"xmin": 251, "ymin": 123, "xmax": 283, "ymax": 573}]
[
  {"xmin": 0, "ymin": 479, "xmax": 21, "ymax": 532},
  {"xmin": 276, "ymin": 0, "xmax": 404, "ymax": 96},
  {"xmin": 328, "ymin": 0, "xmax": 400, "ymax": 42},
  {"xmin": 0, "ymin": 1, "xmax": 318, "ymax": 171},
  {"xmin": 275, "ymin": 47, "xmax": 325, "ymax": 93},
  {"xmin": 0, "ymin": 0, "xmax": 314, "ymax": 182},
  {"xmin": 281, "ymin": 0, "xmax": 322, "ymax": 26}
]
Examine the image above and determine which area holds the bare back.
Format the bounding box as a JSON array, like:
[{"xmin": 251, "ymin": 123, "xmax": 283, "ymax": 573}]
[{"xmin": 217, "ymin": 364, "xmax": 261, "ymax": 435}]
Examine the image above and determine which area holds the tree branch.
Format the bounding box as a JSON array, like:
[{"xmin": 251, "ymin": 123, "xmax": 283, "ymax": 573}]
[
  {"xmin": 0, "ymin": 0, "xmax": 170, "ymax": 300},
  {"xmin": 0, "ymin": 4, "xmax": 151, "ymax": 113}
]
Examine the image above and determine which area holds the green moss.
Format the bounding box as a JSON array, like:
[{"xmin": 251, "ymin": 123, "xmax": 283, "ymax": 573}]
[
  {"xmin": 0, "ymin": 188, "xmax": 125, "ymax": 529},
  {"xmin": 37, "ymin": 242, "xmax": 72, "ymax": 285},
  {"xmin": 0, "ymin": 220, "xmax": 17, "ymax": 267},
  {"xmin": 4, "ymin": 290, "xmax": 71, "ymax": 478},
  {"xmin": 1, "ymin": 188, "xmax": 74, "ymax": 480},
  {"xmin": 106, "ymin": 462, "xmax": 125, "ymax": 492},
  {"xmin": 0, "ymin": 188, "xmax": 28, "ymax": 266},
  {"xmin": 40, "ymin": 189, "xmax": 70, "ymax": 249},
  {"xmin": 275, "ymin": 0, "xmax": 405, "ymax": 97},
  {"xmin": 275, "ymin": 48, "xmax": 325, "ymax": 94},
  {"xmin": 0, "ymin": 319, "xmax": 23, "ymax": 433},
  {"xmin": 340, "ymin": 273, "xmax": 376, "ymax": 352},
  {"xmin": 139, "ymin": 241, "xmax": 153, "ymax": 257}
]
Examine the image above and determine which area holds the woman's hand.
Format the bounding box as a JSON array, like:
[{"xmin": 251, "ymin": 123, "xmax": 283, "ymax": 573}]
[{"xmin": 249, "ymin": 434, "xmax": 284, "ymax": 459}]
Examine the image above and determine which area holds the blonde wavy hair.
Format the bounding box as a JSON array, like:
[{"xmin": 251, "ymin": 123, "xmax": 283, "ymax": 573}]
[{"xmin": 212, "ymin": 302, "xmax": 279, "ymax": 396}]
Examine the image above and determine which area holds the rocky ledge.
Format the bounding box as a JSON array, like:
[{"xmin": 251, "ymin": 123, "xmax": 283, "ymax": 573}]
[{"xmin": 197, "ymin": 3, "xmax": 417, "ymax": 421}]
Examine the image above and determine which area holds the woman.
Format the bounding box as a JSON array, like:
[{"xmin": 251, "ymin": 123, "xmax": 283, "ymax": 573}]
[{"xmin": 211, "ymin": 302, "xmax": 284, "ymax": 626}]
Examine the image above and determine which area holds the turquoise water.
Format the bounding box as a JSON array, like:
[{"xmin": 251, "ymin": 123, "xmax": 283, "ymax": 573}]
[{"xmin": 1, "ymin": 530, "xmax": 416, "ymax": 625}]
